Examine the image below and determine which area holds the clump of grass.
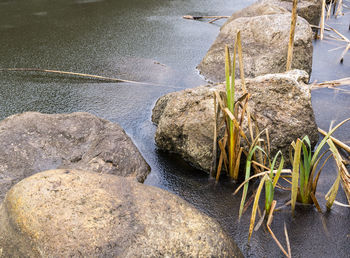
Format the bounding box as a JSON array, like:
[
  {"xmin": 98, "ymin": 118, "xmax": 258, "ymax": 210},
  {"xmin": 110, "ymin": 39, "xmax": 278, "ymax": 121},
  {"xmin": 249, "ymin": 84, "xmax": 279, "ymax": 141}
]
[
  {"xmin": 212, "ymin": 30, "xmax": 253, "ymax": 181},
  {"xmin": 233, "ymin": 131, "xmax": 292, "ymax": 257},
  {"xmin": 234, "ymin": 131, "xmax": 285, "ymax": 234},
  {"xmin": 289, "ymin": 118, "xmax": 350, "ymax": 214}
]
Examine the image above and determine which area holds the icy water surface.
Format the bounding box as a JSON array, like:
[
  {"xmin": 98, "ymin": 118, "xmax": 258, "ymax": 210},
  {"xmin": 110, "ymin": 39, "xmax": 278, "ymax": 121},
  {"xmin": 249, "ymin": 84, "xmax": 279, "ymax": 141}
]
[{"xmin": 0, "ymin": 0, "xmax": 349, "ymax": 257}]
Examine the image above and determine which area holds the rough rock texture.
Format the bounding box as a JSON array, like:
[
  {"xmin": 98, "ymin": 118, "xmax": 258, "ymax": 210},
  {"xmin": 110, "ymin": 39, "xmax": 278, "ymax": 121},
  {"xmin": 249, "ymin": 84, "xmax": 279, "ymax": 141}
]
[
  {"xmin": 222, "ymin": 1, "xmax": 288, "ymax": 27},
  {"xmin": 197, "ymin": 13, "xmax": 313, "ymax": 83},
  {"xmin": 152, "ymin": 70, "xmax": 318, "ymax": 172},
  {"xmin": 0, "ymin": 169, "xmax": 243, "ymax": 257},
  {"xmin": 0, "ymin": 112, "xmax": 150, "ymax": 202},
  {"xmin": 260, "ymin": 0, "xmax": 323, "ymax": 25}
]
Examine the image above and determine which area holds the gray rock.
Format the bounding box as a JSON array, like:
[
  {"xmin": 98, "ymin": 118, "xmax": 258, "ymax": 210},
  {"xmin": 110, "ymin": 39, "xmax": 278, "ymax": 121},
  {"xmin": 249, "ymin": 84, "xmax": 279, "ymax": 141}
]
[
  {"xmin": 222, "ymin": 1, "xmax": 288, "ymax": 28},
  {"xmin": 152, "ymin": 70, "xmax": 318, "ymax": 172},
  {"xmin": 260, "ymin": 0, "xmax": 322, "ymax": 25},
  {"xmin": 0, "ymin": 112, "xmax": 150, "ymax": 202},
  {"xmin": 0, "ymin": 169, "xmax": 243, "ymax": 257},
  {"xmin": 198, "ymin": 13, "xmax": 313, "ymax": 83}
]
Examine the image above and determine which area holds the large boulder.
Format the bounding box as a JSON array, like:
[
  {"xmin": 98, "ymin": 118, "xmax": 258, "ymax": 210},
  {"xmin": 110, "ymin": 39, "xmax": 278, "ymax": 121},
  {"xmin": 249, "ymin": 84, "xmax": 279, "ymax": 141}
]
[
  {"xmin": 222, "ymin": 1, "xmax": 288, "ymax": 27},
  {"xmin": 0, "ymin": 169, "xmax": 243, "ymax": 257},
  {"xmin": 260, "ymin": 0, "xmax": 323, "ymax": 25},
  {"xmin": 152, "ymin": 70, "xmax": 318, "ymax": 172},
  {"xmin": 0, "ymin": 112, "xmax": 150, "ymax": 202},
  {"xmin": 197, "ymin": 13, "xmax": 313, "ymax": 83}
]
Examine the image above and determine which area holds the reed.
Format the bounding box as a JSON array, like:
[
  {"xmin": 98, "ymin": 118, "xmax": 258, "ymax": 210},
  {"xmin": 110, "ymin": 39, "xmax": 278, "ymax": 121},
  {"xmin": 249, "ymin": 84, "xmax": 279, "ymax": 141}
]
[
  {"xmin": 213, "ymin": 30, "xmax": 252, "ymax": 181},
  {"xmin": 320, "ymin": 0, "xmax": 326, "ymax": 40},
  {"xmin": 286, "ymin": 0, "xmax": 298, "ymax": 71}
]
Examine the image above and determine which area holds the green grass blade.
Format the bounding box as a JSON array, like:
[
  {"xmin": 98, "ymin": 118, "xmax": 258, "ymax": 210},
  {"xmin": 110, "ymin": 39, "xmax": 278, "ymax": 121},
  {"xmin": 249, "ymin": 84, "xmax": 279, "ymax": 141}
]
[
  {"xmin": 273, "ymin": 155, "xmax": 285, "ymax": 188},
  {"xmin": 239, "ymin": 145, "xmax": 264, "ymax": 219},
  {"xmin": 265, "ymin": 177, "xmax": 274, "ymax": 215}
]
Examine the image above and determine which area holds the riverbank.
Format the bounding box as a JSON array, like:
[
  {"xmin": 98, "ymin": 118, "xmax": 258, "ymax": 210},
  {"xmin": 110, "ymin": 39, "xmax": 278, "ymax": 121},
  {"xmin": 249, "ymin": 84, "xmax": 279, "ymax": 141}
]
[{"xmin": 0, "ymin": 0, "xmax": 349, "ymax": 256}]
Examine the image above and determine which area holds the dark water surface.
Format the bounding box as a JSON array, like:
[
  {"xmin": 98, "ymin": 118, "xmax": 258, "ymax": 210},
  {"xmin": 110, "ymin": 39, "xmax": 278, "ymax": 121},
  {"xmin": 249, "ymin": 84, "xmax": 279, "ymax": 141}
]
[{"xmin": 1, "ymin": 0, "xmax": 349, "ymax": 257}]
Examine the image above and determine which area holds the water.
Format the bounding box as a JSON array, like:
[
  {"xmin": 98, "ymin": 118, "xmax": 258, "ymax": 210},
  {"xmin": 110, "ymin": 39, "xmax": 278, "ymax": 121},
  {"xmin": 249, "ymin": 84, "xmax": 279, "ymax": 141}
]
[{"xmin": 0, "ymin": 0, "xmax": 349, "ymax": 257}]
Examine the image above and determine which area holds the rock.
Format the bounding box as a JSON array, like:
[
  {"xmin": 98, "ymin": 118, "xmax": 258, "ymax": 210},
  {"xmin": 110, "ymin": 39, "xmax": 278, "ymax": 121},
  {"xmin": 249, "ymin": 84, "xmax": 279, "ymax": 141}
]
[
  {"xmin": 152, "ymin": 70, "xmax": 318, "ymax": 172},
  {"xmin": 260, "ymin": 0, "xmax": 322, "ymax": 25},
  {"xmin": 197, "ymin": 13, "xmax": 313, "ymax": 83},
  {"xmin": 0, "ymin": 112, "xmax": 150, "ymax": 202},
  {"xmin": 0, "ymin": 169, "xmax": 243, "ymax": 257},
  {"xmin": 222, "ymin": 1, "xmax": 288, "ymax": 28}
]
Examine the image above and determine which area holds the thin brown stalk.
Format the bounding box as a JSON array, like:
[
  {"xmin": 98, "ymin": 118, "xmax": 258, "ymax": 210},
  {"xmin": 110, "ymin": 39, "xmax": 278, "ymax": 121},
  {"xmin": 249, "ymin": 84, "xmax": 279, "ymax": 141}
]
[
  {"xmin": 310, "ymin": 192, "xmax": 323, "ymax": 212},
  {"xmin": 0, "ymin": 67, "xmax": 180, "ymax": 88},
  {"xmin": 182, "ymin": 15, "xmax": 229, "ymax": 20},
  {"xmin": 339, "ymin": 43, "xmax": 350, "ymax": 63},
  {"xmin": 335, "ymin": 0, "xmax": 343, "ymax": 17},
  {"xmin": 311, "ymin": 77, "xmax": 350, "ymax": 88},
  {"xmin": 211, "ymin": 92, "xmax": 218, "ymax": 177},
  {"xmin": 286, "ymin": 0, "xmax": 298, "ymax": 71},
  {"xmin": 266, "ymin": 201, "xmax": 290, "ymax": 257},
  {"xmin": 320, "ymin": 0, "xmax": 326, "ymax": 40},
  {"xmin": 318, "ymin": 127, "xmax": 350, "ymax": 153},
  {"xmin": 327, "ymin": 25, "xmax": 350, "ymax": 42},
  {"xmin": 233, "ymin": 147, "xmax": 243, "ymax": 180},
  {"xmin": 284, "ymin": 223, "xmax": 292, "ymax": 258},
  {"xmin": 327, "ymin": 1, "xmax": 333, "ymax": 20},
  {"xmin": 310, "ymin": 25, "xmax": 331, "ymax": 31},
  {"xmin": 242, "ymin": 190, "xmax": 256, "ymax": 216}
]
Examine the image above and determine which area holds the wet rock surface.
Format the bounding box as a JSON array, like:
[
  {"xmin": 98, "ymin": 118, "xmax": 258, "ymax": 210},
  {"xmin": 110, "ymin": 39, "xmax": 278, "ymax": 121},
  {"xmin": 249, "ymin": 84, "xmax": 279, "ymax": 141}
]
[
  {"xmin": 260, "ymin": 0, "xmax": 322, "ymax": 25},
  {"xmin": 222, "ymin": 1, "xmax": 288, "ymax": 27},
  {"xmin": 0, "ymin": 112, "xmax": 150, "ymax": 202},
  {"xmin": 152, "ymin": 70, "xmax": 318, "ymax": 172},
  {"xmin": 198, "ymin": 13, "xmax": 313, "ymax": 83},
  {"xmin": 0, "ymin": 169, "xmax": 243, "ymax": 257}
]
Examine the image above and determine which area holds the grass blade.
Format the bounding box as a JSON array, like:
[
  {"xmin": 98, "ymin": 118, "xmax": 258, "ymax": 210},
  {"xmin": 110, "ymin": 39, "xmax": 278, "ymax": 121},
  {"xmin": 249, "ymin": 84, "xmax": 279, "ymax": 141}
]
[
  {"xmin": 291, "ymin": 139, "xmax": 302, "ymax": 215},
  {"xmin": 239, "ymin": 145, "xmax": 265, "ymax": 219},
  {"xmin": 311, "ymin": 118, "xmax": 350, "ymax": 167},
  {"xmin": 248, "ymin": 175, "xmax": 267, "ymax": 241},
  {"xmin": 236, "ymin": 30, "xmax": 246, "ymax": 92},
  {"xmin": 325, "ymin": 139, "xmax": 343, "ymax": 210}
]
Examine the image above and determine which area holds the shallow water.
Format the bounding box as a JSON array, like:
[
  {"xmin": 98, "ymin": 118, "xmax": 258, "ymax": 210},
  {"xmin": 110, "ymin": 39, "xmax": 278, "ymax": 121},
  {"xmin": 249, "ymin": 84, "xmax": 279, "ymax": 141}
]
[{"xmin": 0, "ymin": 0, "xmax": 349, "ymax": 257}]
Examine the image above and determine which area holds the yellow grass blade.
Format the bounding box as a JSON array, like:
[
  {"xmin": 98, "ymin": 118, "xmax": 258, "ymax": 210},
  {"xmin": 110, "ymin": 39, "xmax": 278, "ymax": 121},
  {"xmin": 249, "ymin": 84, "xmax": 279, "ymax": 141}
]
[
  {"xmin": 325, "ymin": 139, "xmax": 344, "ymax": 209},
  {"xmin": 248, "ymin": 175, "xmax": 267, "ymax": 241},
  {"xmin": 291, "ymin": 139, "xmax": 302, "ymax": 215},
  {"xmin": 236, "ymin": 30, "xmax": 246, "ymax": 92}
]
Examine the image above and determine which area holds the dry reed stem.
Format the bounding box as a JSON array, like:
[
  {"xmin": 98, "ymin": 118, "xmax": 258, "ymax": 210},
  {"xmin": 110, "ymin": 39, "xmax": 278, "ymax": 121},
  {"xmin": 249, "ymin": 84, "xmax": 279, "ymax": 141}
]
[
  {"xmin": 339, "ymin": 43, "xmax": 350, "ymax": 62},
  {"xmin": 327, "ymin": 1, "xmax": 333, "ymax": 20},
  {"xmin": 318, "ymin": 127, "xmax": 350, "ymax": 154},
  {"xmin": 311, "ymin": 77, "xmax": 350, "ymax": 88},
  {"xmin": 310, "ymin": 191, "xmax": 323, "ymax": 212},
  {"xmin": 266, "ymin": 201, "xmax": 290, "ymax": 258},
  {"xmin": 310, "ymin": 24, "xmax": 331, "ymax": 31},
  {"xmin": 320, "ymin": 0, "xmax": 326, "ymax": 40},
  {"xmin": 327, "ymin": 25, "xmax": 350, "ymax": 42},
  {"xmin": 182, "ymin": 15, "xmax": 229, "ymax": 20},
  {"xmin": 211, "ymin": 92, "xmax": 218, "ymax": 177},
  {"xmin": 0, "ymin": 68, "xmax": 181, "ymax": 88},
  {"xmin": 286, "ymin": 0, "xmax": 298, "ymax": 71},
  {"xmin": 335, "ymin": 0, "xmax": 343, "ymax": 17},
  {"xmin": 284, "ymin": 223, "xmax": 292, "ymax": 258},
  {"xmin": 340, "ymin": 170, "xmax": 350, "ymax": 205}
]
